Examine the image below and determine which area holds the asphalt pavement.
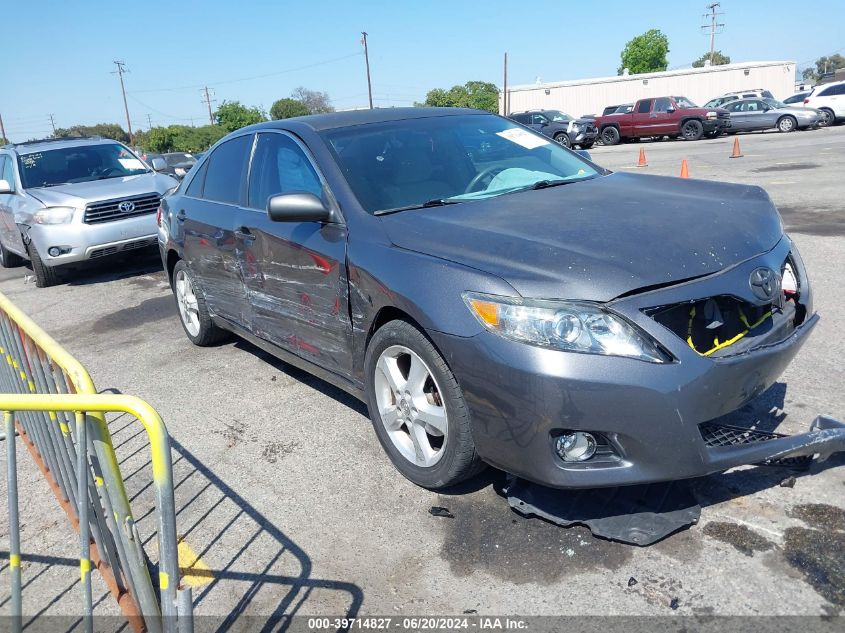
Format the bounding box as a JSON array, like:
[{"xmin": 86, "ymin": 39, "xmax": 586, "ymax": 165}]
[{"xmin": 0, "ymin": 125, "xmax": 843, "ymax": 623}]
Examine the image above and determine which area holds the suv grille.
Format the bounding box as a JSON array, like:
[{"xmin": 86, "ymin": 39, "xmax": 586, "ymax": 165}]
[{"xmin": 84, "ymin": 193, "xmax": 160, "ymax": 224}]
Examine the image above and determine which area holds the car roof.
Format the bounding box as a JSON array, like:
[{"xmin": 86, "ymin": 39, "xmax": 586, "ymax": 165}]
[
  {"xmin": 240, "ymin": 106, "xmax": 489, "ymax": 133},
  {"xmin": 3, "ymin": 137, "xmax": 118, "ymax": 154}
]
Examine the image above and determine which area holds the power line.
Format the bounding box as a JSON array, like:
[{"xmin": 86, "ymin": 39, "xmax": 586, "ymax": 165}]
[
  {"xmin": 701, "ymin": 3, "xmax": 725, "ymax": 66},
  {"xmin": 112, "ymin": 61, "xmax": 134, "ymax": 143},
  {"xmin": 128, "ymin": 52, "xmax": 362, "ymax": 94}
]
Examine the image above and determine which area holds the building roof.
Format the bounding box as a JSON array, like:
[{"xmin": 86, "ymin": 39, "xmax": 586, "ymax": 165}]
[{"xmin": 507, "ymin": 61, "xmax": 797, "ymax": 93}]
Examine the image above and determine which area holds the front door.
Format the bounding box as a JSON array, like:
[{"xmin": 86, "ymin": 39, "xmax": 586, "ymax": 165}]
[{"xmin": 235, "ymin": 131, "xmax": 353, "ymax": 375}]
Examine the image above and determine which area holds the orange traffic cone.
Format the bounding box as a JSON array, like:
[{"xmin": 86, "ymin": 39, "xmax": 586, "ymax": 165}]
[
  {"xmin": 680, "ymin": 159, "xmax": 689, "ymax": 179},
  {"xmin": 729, "ymin": 137, "xmax": 743, "ymax": 158},
  {"xmin": 636, "ymin": 147, "xmax": 648, "ymax": 167}
]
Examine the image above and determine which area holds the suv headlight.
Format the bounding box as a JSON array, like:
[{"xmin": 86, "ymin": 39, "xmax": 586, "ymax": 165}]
[
  {"xmin": 463, "ymin": 292, "xmax": 670, "ymax": 363},
  {"xmin": 706, "ymin": 111, "xmax": 719, "ymax": 119},
  {"xmin": 33, "ymin": 207, "xmax": 76, "ymax": 225}
]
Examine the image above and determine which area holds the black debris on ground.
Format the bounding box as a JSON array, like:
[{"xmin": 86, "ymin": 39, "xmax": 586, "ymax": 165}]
[
  {"xmin": 780, "ymin": 476, "xmax": 797, "ymax": 488},
  {"xmin": 628, "ymin": 576, "xmax": 638, "ymax": 587},
  {"xmin": 670, "ymin": 597, "xmax": 680, "ymax": 610},
  {"xmin": 429, "ymin": 506, "xmax": 455, "ymax": 519}
]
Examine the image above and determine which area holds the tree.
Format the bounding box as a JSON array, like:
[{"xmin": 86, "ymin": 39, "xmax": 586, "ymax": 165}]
[
  {"xmin": 141, "ymin": 125, "xmax": 226, "ymax": 153},
  {"xmin": 420, "ymin": 81, "xmax": 500, "ymax": 113},
  {"xmin": 802, "ymin": 53, "xmax": 845, "ymax": 82},
  {"xmin": 270, "ymin": 98, "xmax": 311, "ymax": 120},
  {"xmin": 214, "ymin": 101, "xmax": 267, "ymax": 133},
  {"xmin": 692, "ymin": 51, "xmax": 731, "ymax": 68},
  {"xmin": 54, "ymin": 123, "xmax": 129, "ymax": 143},
  {"xmin": 618, "ymin": 29, "xmax": 670, "ymax": 75},
  {"xmin": 290, "ymin": 87, "xmax": 334, "ymax": 114},
  {"xmin": 0, "ymin": 136, "xmax": 8, "ymax": 146}
]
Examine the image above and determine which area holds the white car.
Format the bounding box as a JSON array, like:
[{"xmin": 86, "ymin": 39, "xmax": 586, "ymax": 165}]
[{"xmin": 803, "ymin": 80, "xmax": 845, "ymax": 126}]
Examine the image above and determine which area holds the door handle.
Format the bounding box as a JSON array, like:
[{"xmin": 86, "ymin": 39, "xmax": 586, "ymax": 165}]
[
  {"xmin": 235, "ymin": 227, "xmax": 255, "ymax": 240},
  {"xmin": 176, "ymin": 210, "xmax": 186, "ymax": 223}
]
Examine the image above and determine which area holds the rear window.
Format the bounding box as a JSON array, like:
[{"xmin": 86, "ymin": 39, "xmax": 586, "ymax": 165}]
[{"xmin": 636, "ymin": 100, "xmax": 652, "ymax": 114}]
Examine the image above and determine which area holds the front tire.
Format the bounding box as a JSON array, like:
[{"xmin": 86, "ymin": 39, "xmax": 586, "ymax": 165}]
[
  {"xmin": 553, "ymin": 132, "xmax": 572, "ymax": 148},
  {"xmin": 600, "ymin": 126, "xmax": 621, "ymax": 146},
  {"xmin": 681, "ymin": 119, "xmax": 704, "ymax": 141},
  {"xmin": 26, "ymin": 243, "xmax": 59, "ymax": 288},
  {"xmin": 171, "ymin": 260, "xmax": 229, "ymax": 346},
  {"xmin": 777, "ymin": 115, "xmax": 797, "ymax": 133},
  {"xmin": 365, "ymin": 320, "xmax": 485, "ymax": 489}
]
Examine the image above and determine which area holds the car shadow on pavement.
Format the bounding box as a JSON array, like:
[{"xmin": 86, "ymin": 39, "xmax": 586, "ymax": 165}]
[
  {"xmin": 63, "ymin": 250, "xmax": 165, "ymax": 287},
  {"xmin": 106, "ymin": 411, "xmax": 364, "ymax": 632}
]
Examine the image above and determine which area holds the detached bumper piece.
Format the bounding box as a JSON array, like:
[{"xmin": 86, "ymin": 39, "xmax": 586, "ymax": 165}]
[{"xmin": 505, "ymin": 478, "xmax": 700, "ymax": 546}]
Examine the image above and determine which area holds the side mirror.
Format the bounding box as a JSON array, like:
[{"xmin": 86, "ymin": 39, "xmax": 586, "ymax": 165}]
[
  {"xmin": 151, "ymin": 157, "xmax": 167, "ymax": 171},
  {"xmin": 575, "ymin": 149, "xmax": 592, "ymax": 161},
  {"xmin": 267, "ymin": 192, "xmax": 335, "ymax": 223},
  {"xmin": 0, "ymin": 179, "xmax": 13, "ymax": 194},
  {"xmin": 666, "ymin": 106, "xmax": 675, "ymax": 113}
]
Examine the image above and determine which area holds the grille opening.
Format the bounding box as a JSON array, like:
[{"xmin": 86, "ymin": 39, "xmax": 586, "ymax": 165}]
[
  {"xmin": 643, "ymin": 255, "xmax": 808, "ymax": 358},
  {"xmin": 84, "ymin": 193, "xmax": 160, "ymax": 224}
]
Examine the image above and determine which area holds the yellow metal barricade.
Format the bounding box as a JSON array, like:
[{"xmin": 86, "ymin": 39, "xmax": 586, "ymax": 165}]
[{"xmin": 0, "ymin": 291, "xmax": 191, "ymax": 633}]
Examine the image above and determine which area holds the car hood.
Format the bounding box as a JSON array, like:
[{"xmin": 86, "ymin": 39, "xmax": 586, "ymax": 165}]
[
  {"xmin": 379, "ymin": 172, "xmax": 783, "ymax": 302},
  {"xmin": 26, "ymin": 172, "xmax": 178, "ymax": 207}
]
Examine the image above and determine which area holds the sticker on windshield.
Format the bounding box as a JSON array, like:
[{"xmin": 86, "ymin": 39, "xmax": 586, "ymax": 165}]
[
  {"xmin": 496, "ymin": 128, "xmax": 550, "ymax": 149},
  {"xmin": 118, "ymin": 158, "xmax": 145, "ymax": 170}
]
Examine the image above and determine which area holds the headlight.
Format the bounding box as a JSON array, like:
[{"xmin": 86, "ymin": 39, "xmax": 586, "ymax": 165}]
[
  {"xmin": 33, "ymin": 207, "xmax": 76, "ymax": 225},
  {"xmin": 463, "ymin": 292, "xmax": 670, "ymax": 363},
  {"xmin": 706, "ymin": 111, "xmax": 718, "ymax": 119}
]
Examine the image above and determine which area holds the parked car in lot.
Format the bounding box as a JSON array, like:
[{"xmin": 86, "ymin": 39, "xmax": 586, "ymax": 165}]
[
  {"xmin": 0, "ymin": 138, "xmax": 178, "ymax": 286},
  {"xmin": 593, "ymin": 96, "xmax": 730, "ymax": 145},
  {"xmin": 783, "ymin": 91, "xmax": 811, "ymax": 105},
  {"xmin": 601, "ymin": 104, "xmax": 633, "ymax": 116},
  {"xmin": 703, "ymin": 89, "xmax": 775, "ymax": 109},
  {"xmin": 158, "ymin": 107, "xmax": 837, "ymax": 490},
  {"xmin": 802, "ymin": 79, "xmax": 845, "ymax": 126},
  {"xmin": 721, "ymin": 98, "xmax": 821, "ymax": 133},
  {"xmin": 508, "ymin": 110, "xmax": 597, "ymax": 148},
  {"xmin": 161, "ymin": 152, "xmax": 198, "ymax": 179}
]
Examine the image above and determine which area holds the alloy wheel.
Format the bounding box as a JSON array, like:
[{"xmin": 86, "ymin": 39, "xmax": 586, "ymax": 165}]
[
  {"xmin": 374, "ymin": 345, "xmax": 448, "ymax": 467},
  {"xmin": 174, "ymin": 269, "xmax": 200, "ymax": 337}
]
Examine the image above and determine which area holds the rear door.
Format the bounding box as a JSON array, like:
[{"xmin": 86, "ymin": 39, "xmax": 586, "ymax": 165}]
[
  {"xmin": 178, "ymin": 133, "xmax": 253, "ymax": 325},
  {"xmin": 724, "ymin": 100, "xmax": 752, "ymax": 130},
  {"xmin": 235, "ymin": 130, "xmax": 353, "ymax": 375}
]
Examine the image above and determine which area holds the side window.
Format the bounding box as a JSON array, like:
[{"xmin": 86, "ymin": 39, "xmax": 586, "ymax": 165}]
[
  {"xmin": 762, "ymin": 90, "xmax": 774, "ymax": 99},
  {"xmin": 653, "ymin": 98, "xmax": 672, "ymax": 113},
  {"xmin": 726, "ymin": 101, "xmax": 743, "ymax": 112},
  {"xmin": 0, "ymin": 156, "xmax": 14, "ymax": 190},
  {"xmin": 831, "ymin": 84, "xmax": 845, "ymax": 95},
  {"xmin": 184, "ymin": 159, "xmax": 208, "ymax": 198},
  {"xmin": 742, "ymin": 93, "xmax": 756, "ymax": 99},
  {"xmin": 248, "ymin": 133, "xmax": 324, "ymax": 211},
  {"xmin": 818, "ymin": 85, "xmax": 834, "ymax": 96},
  {"xmin": 530, "ymin": 114, "xmax": 546, "ymax": 125},
  {"xmin": 636, "ymin": 100, "xmax": 653, "ymax": 114},
  {"xmin": 202, "ymin": 135, "xmax": 253, "ymax": 205}
]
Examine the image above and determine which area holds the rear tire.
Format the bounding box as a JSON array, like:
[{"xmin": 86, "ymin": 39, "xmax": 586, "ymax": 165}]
[
  {"xmin": 777, "ymin": 115, "xmax": 797, "ymax": 133},
  {"xmin": 0, "ymin": 240, "xmax": 24, "ymax": 268},
  {"xmin": 26, "ymin": 243, "xmax": 59, "ymax": 288},
  {"xmin": 818, "ymin": 108, "xmax": 835, "ymax": 127},
  {"xmin": 553, "ymin": 132, "xmax": 572, "ymax": 148},
  {"xmin": 600, "ymin": 126, "xmax": 621, "ymax": 146},
  {"xmin": 681, "ymin": 119, "xmax": 704, "ymax": 141},
  {"xmin": 171, "ymin": 260, "xmax": 229, "ymax": 346},
  {"xmin": 364, "ymin": 320, "xmax": 485, "ymax": 489}
]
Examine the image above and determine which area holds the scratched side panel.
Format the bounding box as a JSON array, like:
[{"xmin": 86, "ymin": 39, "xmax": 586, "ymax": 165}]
[
  {"xmin": 235, "ymin": 209, "xmax": 353, "ymax": 375},
  {"xmin": 178, "ymin": 197, "xmax": 251, "ymax": 326}
]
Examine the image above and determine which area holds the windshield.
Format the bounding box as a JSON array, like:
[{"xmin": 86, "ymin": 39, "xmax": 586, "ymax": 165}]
[
  {"xmin": 18, "ymin": 143, "xmax": 148, "ymax": 188},
  {"xmin": 322, "ymin": 114, "xmax": 600, "ymax": 214},
  {"xmin": 546, "ymin": 110, "xmax": 574, "ymax": 122},
  {"xmin": 673, "ymin": 97, "xmax": 699, "ymax": 109}
]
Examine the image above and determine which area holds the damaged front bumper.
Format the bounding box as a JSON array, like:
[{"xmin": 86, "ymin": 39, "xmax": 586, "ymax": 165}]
[{"xmin": 432, "ymin": 237, "xmax": 844, "ymax": 489}]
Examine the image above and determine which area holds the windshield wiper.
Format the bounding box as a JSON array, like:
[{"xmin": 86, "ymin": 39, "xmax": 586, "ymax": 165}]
[
  {"xmin": 530, "ymin": 179, "xmax": 575, "ymax": 190},
  {"xmin": 375, "ymin": 198, "xmax": 460, "ymax": 216}
]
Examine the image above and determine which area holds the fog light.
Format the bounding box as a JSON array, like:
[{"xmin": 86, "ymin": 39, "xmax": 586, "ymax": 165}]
[
  {"xmin": 555, "ymin": 432, "xmax": 597, "ymax": 462},
  {"xmin": 48, "ymin": 247, "xmax": 61, "ymax": 257}
]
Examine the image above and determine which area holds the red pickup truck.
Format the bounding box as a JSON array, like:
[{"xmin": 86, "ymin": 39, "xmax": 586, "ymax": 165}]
[{"xmin": 594, "ymin": 96, "xmax": 730, "ymax": 145}]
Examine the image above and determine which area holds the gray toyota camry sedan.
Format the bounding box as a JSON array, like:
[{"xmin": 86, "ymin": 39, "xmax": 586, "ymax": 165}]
[{"xmin": 158, "ymin": 107, "xmax": 844, "ymax": 490}]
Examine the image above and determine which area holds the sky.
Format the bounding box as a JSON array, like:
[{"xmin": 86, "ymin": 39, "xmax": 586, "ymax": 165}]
[{"xmin": 2, "ymin": 0, "xmax": 843, "ymax": 140}]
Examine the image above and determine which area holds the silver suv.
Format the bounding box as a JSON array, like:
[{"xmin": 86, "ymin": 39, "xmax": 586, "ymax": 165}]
[{"xmin": 0, "ymin": 138, "xmax": 178, "ymax": 287}]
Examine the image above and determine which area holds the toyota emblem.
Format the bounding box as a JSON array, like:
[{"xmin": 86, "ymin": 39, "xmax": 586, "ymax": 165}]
[
  {"xmin": 118, "ymin": 200, "xmax": 136, "ymax": 213},
  {"xmin": 749, "ymin": 267, "xmax": 781, "ymax": 303}
]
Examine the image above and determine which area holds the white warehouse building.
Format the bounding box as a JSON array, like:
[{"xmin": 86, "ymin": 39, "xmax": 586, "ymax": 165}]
[{"xmin": 501, "ymin": 61, "xmax": 797, "ymax": 117}]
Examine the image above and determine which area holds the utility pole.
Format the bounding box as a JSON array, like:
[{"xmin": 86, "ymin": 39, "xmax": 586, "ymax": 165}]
[
  {"xmin": 503, "ymin": 52, "xmax": 508, "ymax": 115},
  {"xmin": 48, "ymin": 114, "xmax": 57, "ymax": 136},
  {"xmin": 701, "ymin": 3, "xmax": 725, "ymax": 66},
  {"xmin": 112, "ymin": 61, "xmax": 134, "ymax": 143},
  {"xmin": 201, "ymin": 86, "xmax": 216, "ymax": 125},
  {"xmin": 361, "ymin": 32, "xmax": 373, "ymax": 109},
  {"xmin": 147, "ymin": 114, "xmax": 153, "ymax": 130},
  {"xmin": 0, "ymin": 113, "xmax": 6, "ymax": 143}
]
